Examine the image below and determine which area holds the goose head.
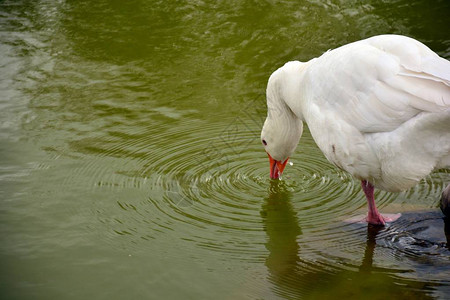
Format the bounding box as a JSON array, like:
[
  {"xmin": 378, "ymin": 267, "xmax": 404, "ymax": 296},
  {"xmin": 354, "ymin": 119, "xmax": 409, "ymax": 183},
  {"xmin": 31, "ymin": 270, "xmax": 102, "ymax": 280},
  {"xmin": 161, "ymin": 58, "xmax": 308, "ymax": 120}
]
[
  {"xmin": 261, "ymin": 110, "xmax": 303, "ymax": 179},
  {"xmin": 261, "ymin": 61, "xmax": 306, "ymax": 179}
]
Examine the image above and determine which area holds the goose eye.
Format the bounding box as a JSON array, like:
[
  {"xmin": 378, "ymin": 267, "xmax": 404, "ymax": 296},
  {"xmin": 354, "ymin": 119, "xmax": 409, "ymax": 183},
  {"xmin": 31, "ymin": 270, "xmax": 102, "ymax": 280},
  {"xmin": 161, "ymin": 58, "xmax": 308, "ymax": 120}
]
[{"xmin": 262, "ymin": 139, "xmax": 267, "ymax": 146}]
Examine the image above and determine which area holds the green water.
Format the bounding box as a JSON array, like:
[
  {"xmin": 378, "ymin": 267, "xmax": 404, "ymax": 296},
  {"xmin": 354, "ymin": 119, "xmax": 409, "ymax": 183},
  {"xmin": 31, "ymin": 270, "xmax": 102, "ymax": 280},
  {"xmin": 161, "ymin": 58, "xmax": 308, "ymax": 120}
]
[{"xmin": 1, "ymin": 0, "xmax": 450, "ymax": 299}]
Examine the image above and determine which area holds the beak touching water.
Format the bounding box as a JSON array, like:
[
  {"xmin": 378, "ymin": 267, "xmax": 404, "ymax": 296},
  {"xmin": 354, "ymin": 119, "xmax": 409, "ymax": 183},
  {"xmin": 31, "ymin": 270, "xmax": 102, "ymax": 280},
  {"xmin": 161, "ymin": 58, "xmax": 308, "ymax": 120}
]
[{"xmin": 267, "ymin": 153, "xmax": 289, "ymax": 179}]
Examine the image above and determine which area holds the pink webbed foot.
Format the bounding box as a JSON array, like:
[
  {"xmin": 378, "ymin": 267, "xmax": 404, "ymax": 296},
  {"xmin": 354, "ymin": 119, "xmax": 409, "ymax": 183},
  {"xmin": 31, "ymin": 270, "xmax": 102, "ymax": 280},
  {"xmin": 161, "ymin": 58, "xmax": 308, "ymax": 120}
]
[
  {"xmin": 345, "ymin": 213, "xmax": 401, "ymax": 225},
  {"xmin": 366, "ymin": 213, "xmax": 401, "ymax": 226}
]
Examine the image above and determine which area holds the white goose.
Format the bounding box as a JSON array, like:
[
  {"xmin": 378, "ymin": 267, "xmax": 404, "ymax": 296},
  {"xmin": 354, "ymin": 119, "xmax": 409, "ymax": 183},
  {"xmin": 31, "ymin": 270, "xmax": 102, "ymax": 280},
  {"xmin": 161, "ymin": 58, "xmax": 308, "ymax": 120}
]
[{"xmin": 261, "ymin": 34, "xmax": 450, "ymax": 225}]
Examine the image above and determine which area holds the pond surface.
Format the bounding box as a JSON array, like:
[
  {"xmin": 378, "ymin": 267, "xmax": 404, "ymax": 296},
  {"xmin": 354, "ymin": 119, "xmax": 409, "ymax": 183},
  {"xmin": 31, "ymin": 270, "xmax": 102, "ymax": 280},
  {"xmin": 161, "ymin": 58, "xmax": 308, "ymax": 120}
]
[{"xmin": 1, "ymin": 0, "xmax": 450, "ymax": 299}]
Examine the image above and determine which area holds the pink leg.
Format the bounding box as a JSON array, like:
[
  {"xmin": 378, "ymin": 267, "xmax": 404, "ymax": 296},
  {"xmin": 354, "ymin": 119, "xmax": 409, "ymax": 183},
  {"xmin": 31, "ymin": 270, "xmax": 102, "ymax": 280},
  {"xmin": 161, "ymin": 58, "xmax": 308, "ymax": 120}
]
[
  {"xmin": 342, "ymin": 181, "xmax": 401, "ymax": 225},
  {"xmin": 361, "ymin": 180, "xmax": 386, "ymax": 226}
]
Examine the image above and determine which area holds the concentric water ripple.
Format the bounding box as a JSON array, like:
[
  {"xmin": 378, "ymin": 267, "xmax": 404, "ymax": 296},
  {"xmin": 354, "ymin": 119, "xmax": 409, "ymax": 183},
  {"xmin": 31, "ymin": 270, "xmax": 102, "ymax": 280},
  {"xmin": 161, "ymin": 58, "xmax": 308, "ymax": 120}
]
[
  {"xmin": 60, "ymin": 108, "xmax": 449, "ymax": 296},
  {"xmin": 60, "ymin": 115, "xmax": 266, "ymax": 255}
]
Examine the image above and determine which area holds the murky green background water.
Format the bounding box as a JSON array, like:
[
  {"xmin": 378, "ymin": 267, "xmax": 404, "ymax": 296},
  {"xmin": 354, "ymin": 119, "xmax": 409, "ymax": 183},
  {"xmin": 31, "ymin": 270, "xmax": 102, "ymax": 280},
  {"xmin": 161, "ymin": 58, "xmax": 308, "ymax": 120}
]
[{"xmin": 1, "ymin": 0, "xmax": 450, "ymax": 299}]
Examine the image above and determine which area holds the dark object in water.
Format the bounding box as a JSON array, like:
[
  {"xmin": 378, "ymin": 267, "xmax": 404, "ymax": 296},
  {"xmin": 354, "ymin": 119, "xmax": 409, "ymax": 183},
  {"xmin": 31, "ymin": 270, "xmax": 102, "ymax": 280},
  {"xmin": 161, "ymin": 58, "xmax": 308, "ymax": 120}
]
[{"xmin": 440, "ymin": 184, "xmax": 450, "ymax": 217}]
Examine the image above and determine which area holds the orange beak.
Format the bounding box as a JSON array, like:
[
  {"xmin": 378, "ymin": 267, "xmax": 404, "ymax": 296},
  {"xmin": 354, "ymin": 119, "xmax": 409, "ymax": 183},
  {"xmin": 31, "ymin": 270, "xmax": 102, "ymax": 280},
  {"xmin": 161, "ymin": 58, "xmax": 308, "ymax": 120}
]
[{"xmin": 268, "ymin": 153, "xmax": 289, "ymax": 179}]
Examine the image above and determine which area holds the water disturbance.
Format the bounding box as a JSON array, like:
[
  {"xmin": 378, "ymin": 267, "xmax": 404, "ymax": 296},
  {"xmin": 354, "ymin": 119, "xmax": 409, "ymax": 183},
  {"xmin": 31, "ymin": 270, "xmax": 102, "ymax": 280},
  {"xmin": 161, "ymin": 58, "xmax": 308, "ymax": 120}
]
[{"xmin": 1, "ymin": 0, "xmax": 450, "ymax": 299}]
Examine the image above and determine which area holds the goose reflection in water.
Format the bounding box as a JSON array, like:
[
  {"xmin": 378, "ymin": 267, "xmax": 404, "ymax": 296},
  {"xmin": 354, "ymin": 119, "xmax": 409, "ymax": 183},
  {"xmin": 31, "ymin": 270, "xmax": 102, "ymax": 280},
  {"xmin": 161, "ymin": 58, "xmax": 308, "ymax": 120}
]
[{"xmin": 261, "ymin": 181, "xmax": 440, "ymax": 299}]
